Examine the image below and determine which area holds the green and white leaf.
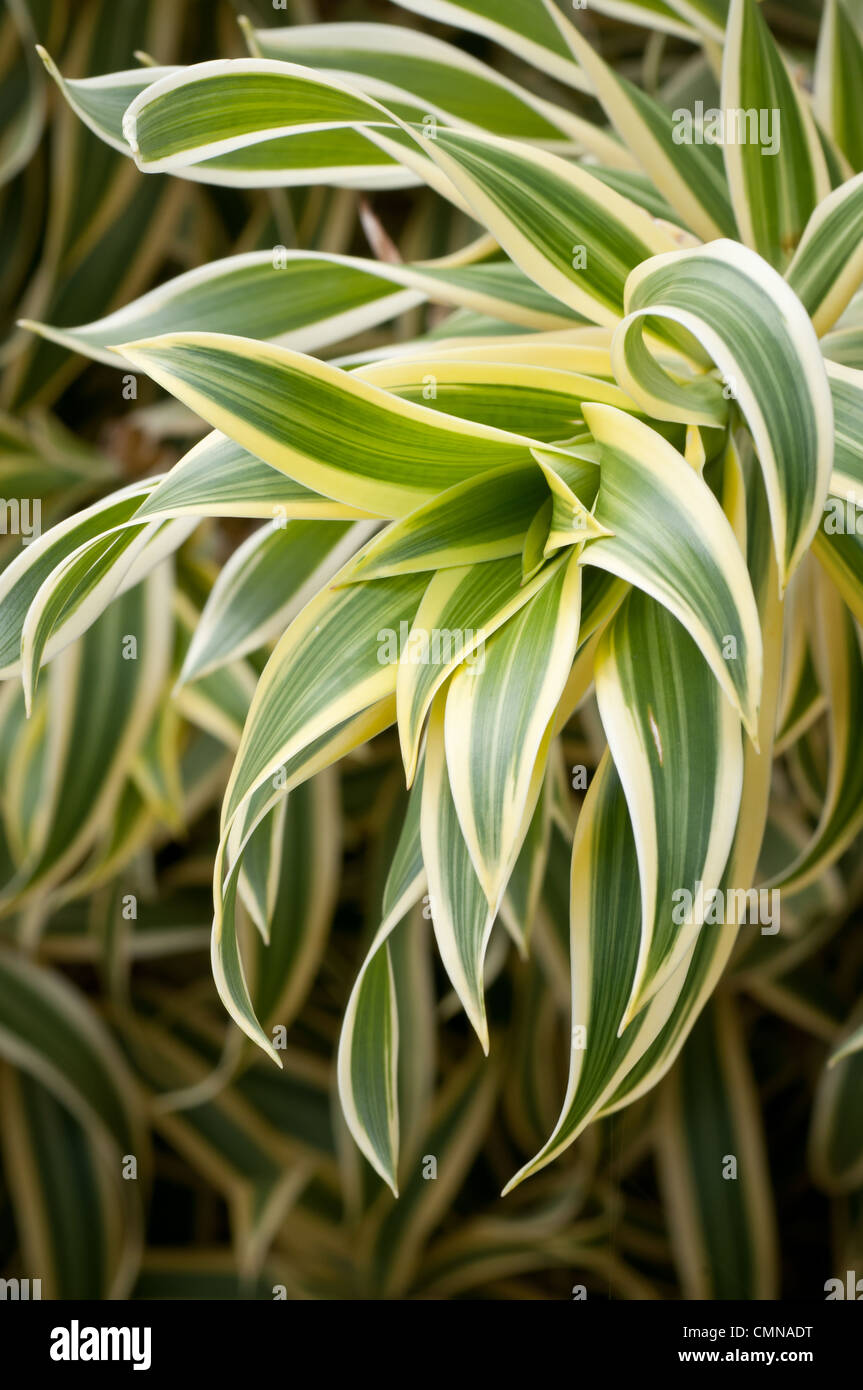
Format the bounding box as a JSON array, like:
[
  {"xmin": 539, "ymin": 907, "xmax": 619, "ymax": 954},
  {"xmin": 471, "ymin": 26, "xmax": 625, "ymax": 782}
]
[
  {"xmin": 0, "ymin": 480, "xmax": 154, "ymax": 679},
  {"xmin": 120, "ymin": 58, "xmax": 455, "ymax": 196},
  {"xmin": 355, "ymin": 355, "xmax": 636, "ymax": 441},
  {"xmin": 3, "ymin": 570, "xmax": 174, "ymax": 908},
  {"xmin": 421, "ymin": 693, "xmax": 495, "ymax": 1050},
  {"xmin": 341, "ymin": 464, "xmax": 548, "ymax": 582},
  {"xmin": 247, "ymin": 771, "xmax": 341, "ymax": 1030},
  {"xmin": 337, "ymin": 768, "xmax": 428, "ymax": 1192},
  {"xmin": 601, "ymin": 469, "xmax": 784, "ymax": 1115},
  {"xmin": 389, "ymin": 0, "xmax": 594, "ymax": 89},
  {"xmin": 250, "ymin": 19, "xmax": 630, "ymax": 162},
  {"xmin": 22, "ymin": 245, "xmax": 592, "ymax": 366},
  {"xmin": 396, "ymin": 554, "xmax": 569, "ymax": 786},
  {"xmin": 612, "ymin": 239, "xmax": 834, "ymax": 586},
  {"xmin": 137, "ymin": 433, "xmax": 368, "ymax": 524},
  {"xmin": 579, "ymin": 404, "xmax": 762, "ymax": 736},
  {"xmin": 399, "ymin": 127, "xmax": 679, "ymax": 327},
  {"xmin": 504, "ymin": 752, "xmax": 694, "ymax": 1191},
  {"xmin": 443, "ymin": 549, "xmax": 582, "ymax": 910},
  {"xmin": 546, "ymin": 6, "xmax": 736, "ymax": 241},
  {"xmin": 119, "ymin": 332, "xmax": 561, "ymax": 518},
  {"xmin": 595, "ymin": 589, "xmax": 743, "ymax": 1022},
  {"xmin": 786, "ymin": 173, "xmax": 863, "ymax": 335},
  {"xmin": 180, "ymin": 520, "xmax": 369, "ymax": 682},
  {"xmin": 814, "ymin": 0, "xmax": 863, "ymax": 174},
  {"xmin": 722, "ymin": 0, "xmax": 831, "ymax": 270}
]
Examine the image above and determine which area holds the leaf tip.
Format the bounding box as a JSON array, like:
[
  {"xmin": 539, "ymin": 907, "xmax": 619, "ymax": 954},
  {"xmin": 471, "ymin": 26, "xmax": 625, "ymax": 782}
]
[
  {"xmin": 501, "ymin": 1163, "xmax": 530, "ymax": 1197},
  {"xmin": 121, "ymin": 109, "xmax": 140, "ymax": 157},
  {"xmin": 743, "ymin": 704, "xmax": 761, "ymax": 751},
  {"xmin": 34, "ymin": 44, "xmax": 56, "ymax": 79},
  {"xmin": 617, "ymin": 988, "xmax": 649, "ymax": 1034},
  {"xmin": 398, "ymin": 725, "xmax": 420, "ymax": 789}
]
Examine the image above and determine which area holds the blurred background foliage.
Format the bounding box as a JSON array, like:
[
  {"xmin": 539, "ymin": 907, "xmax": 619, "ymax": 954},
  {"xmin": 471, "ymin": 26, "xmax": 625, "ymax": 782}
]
[{"xmin": 0, "ymin": 0, "xmax": 860, "ymax": 1301}]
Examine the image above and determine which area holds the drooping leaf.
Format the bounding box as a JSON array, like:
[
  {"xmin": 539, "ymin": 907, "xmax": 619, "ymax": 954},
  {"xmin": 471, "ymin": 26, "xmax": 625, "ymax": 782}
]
[
  {"xmin": 612, "ymin": 239, "xmax": 834, "ymax": 586},
  {"xmin": 595, "ymin": 588, "xmax": 743, "ymax": 1021},
  {"xmin": 579, "ymin": 404, "xmax": 763, "ymax": 736}
]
